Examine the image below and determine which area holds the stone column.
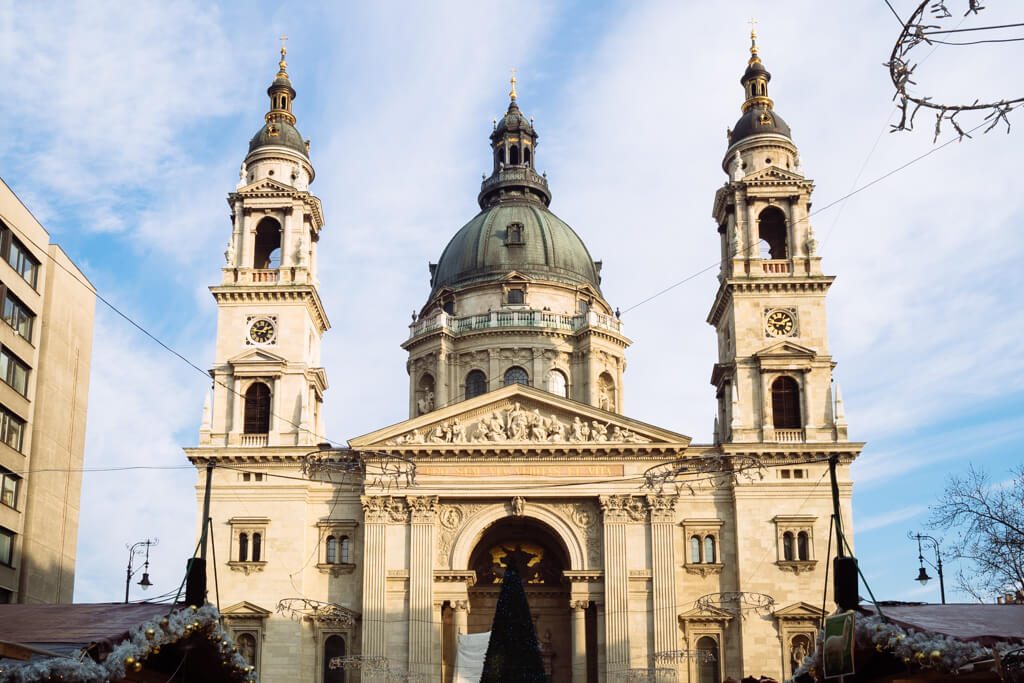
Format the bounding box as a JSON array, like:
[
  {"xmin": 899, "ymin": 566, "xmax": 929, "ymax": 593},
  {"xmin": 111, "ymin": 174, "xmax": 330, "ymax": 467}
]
[
  {"xmin": 360, "ymin": 496, "xmax": 393, "ymax": 682},
  {"xmin": 488, "ymin": 349, "xmax": 499, "ymax": 392},
  {"xmin": 571, "ymin": 600, "xmax": 589, "ymax": 683},
  {"xmin": 647, "ymin": 495, "xmax": 678, "ymax": 669},
  {"xmin": 453, "ymin": 599, "xmax": 469, "ymax": 637},
  {"xmin": 408, "ymin": 496, "xmax": 438, "ymax": 677},
  {"xmin": 600, "ymin": 495, "xmax": 637, "ymax": 676}
]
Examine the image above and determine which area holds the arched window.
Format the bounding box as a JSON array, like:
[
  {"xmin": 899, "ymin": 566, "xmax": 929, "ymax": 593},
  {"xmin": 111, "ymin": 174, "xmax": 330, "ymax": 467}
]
[
  {"xmin": 797, "ymin": 531, "xmax": 809, "ymax": 561},
  {"xmin": 495, "ymin": 148, "xmax": 504, "ymax": 168},
  {"xmin": 416, "ymin": 374, "xmax": 435, "ymax": 415},
  {"xmin": 691, "ymin": 536, "xmax": 701, "ymax": 563},
  {"xmin": 704, "ymin": 536, "xmax": 716, "ymax": 564},
  {"xmin": 341, "ymin": 536, "xmax": 351, "ymax": 564},
  {"xmin": 757, "ymin": 207, "xmax": 788, "ymax": 259},
  {"xmin": 326, "ymin": 536, "xmax": 337, "ymax": 564},
  {"xmin": 244, "ymin": 382, "xmax": 271, "ymax": 434},
  {"xmin": 238, "ymin": 533, "xmax": 249, "ymax": 562},
  {"xmin": 771, "ymin": 377, "xmax": 801, "ymax": 429},
  {"xmin": 323, "ymin": 635, "xmax": 346, "ymax": 683},
  {"xmin": 252, "ymin": 533, "xmax": 262, "ymax": 562},
  {"xmin": 524, "ymin": 147, "xmax": 531, "ymax": 165},
  {"xmin": 253, "ymin": 217, "xmax": 282, "ymax": 269},
  {"xmin": 696, "ymin": 636, "xmax": 720, "ymax": 683},
  {"xmin": 783, "ymin": 531, "xmax": 795, "ymax": 561},
  {"xmin": 509, "ymin": 145, "xmax": 520, "ymax": 165},
  {"xmin": 465, "ymin": 370, "xmax": 487, "ymax": 399},
  {"xmin": 237, "ymin": 633, "xmax": 257, "ymax": 669},
  {"xmin": 547, "ymin": 370, "xmax": 568, "ymax": 398},
  {"xmin": 504, "ymin": 366, "xmax": 528, "ymax": 387}
]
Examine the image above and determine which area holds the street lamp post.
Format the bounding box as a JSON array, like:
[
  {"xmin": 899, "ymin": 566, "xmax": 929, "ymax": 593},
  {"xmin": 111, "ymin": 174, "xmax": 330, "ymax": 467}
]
[
  {"xmin": 125, "ymin": 538, "xmax": 158, "ymax": 603},
  {"xmin": 910, "ymin": 532, "xmax": 945, "ymax": 604}
]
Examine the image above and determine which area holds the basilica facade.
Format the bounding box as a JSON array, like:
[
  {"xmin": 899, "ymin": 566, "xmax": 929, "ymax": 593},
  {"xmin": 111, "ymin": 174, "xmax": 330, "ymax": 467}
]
[{"xmin": 186, "ymin": 34, "xmax": 861, "ymax": 683}]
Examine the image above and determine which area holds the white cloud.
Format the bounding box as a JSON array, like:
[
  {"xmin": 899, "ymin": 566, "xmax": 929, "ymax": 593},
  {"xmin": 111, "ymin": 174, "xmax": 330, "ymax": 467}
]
[{"xmin": 855, "ymin": 505, "xmax": 927, "ymax": 534}]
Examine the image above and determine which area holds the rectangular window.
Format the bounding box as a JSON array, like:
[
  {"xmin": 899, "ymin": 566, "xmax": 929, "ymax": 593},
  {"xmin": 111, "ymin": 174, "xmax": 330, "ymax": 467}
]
[
  {"xmin": 2, "ymin": 292, "xmax": 34, "ymax": 341},
  {"xmin": 7, "ymin": 238, "xmax": 38, "ymax": 288},
  {"xmin": 0, "ymin": 406, "xmax": 25, "ymax": 452},
  {"xmin": 0, "ymin": 527, "xmax": 14, "ymax": 566},
  {"xmin": 0, "ymin": 347, "xmax": 29, "ymax": 396},
  {"xmin": 0, "ymin": 468, "xmax": 18, "ymax": 509}
]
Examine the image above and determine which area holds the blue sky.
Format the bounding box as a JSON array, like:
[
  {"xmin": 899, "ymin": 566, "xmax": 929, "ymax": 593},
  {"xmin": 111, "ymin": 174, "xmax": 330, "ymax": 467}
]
[{"xmin": 1, "ymin": 1, "xmax": 1021, "ymax": 605}]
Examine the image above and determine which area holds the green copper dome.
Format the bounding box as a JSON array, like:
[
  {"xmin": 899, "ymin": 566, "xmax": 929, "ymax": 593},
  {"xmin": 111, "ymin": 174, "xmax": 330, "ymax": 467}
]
[
  {"xmin": 430, "ymin": 201, "xmax": 602, "ymax": 295},
  {"xmin": 248, "ymin": 120, "xmax": 309, "ymax": 158}
]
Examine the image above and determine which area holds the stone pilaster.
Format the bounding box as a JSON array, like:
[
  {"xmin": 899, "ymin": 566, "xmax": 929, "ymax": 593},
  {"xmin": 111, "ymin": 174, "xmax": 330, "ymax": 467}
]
[
  {"xmin": 647, "ymin": 494, "xmax": 678, "ymax": 665},
  {"xmin": 600, "ymin": 495, "xmax": 644, "ymax": 674},
  {"xmin": 360, "ymin": 495, "xmax": 392, "ymax": 679},
  {"xmin": 408, "ymin": 495, "xmax": 438, "ymax": 677}
]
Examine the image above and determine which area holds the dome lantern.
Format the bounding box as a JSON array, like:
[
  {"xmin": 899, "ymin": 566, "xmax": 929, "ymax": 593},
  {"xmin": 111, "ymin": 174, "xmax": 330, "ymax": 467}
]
[
  {"xmin": 266, "ymin": 37, "xmax": 297, "ymax": 126},
  {"xmin": 728, "ymin": 27, "xmax": 792, "ymax": 147},
  {"xmin": 479, "ymin": 74, "xmax": 551, "ymax": 208}
]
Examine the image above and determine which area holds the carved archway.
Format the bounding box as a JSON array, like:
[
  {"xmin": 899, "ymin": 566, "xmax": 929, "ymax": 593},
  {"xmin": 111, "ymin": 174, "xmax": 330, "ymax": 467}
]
[
  {"xmin": 464, "ymin": 515, "xmax": 573, "ymax": 682},
  {"xmin": 448, "ymin": 503, "xmax": 585, "ymax": 571}
]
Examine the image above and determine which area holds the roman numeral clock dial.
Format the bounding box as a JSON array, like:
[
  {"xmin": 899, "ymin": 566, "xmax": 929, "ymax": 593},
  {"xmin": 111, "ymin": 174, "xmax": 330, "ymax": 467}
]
[
  {"xmin": 248, "ymin": 317, "xmax": 276, "ymax": 345},
  {"xmin": 765, "ymin": 309, "xmax": 795, "ymax": 337}
]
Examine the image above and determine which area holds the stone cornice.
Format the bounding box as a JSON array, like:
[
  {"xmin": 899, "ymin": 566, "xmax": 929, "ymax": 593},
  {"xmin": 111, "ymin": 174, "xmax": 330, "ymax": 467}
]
[
  {"xmin": 707, "ymin": 276, "xmax": 834, "ymax": 326},
  {"xmin": 210, "ymin": 285, "xmax": 330, "ymax": 333}
]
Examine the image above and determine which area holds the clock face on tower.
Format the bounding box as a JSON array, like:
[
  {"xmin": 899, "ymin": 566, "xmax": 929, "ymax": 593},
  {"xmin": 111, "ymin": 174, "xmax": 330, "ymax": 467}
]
[
  {"xmin": 765, "ymin": 309, "xmax": 796, "ymax": 337},
  {"xmin": 247, "ymin": 317, "xmax": 277, "ymax": 345}
]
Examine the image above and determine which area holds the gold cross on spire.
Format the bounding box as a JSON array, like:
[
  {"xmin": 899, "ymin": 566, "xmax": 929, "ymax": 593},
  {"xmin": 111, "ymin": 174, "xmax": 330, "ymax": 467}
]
[
  {"xmin": 748, "ymin": 18, "xmax": 757, "ymax": 37},
  {"xmin": 509, "ymin": 68, "xmax": 517, "ymax": 100},
  {"xmin": 748, "ymin": 18, "xmax": 759, "ymax": 57},
  {"xmin": 280, "ymin": 35, "xmax": 288, "ymax": 58}
]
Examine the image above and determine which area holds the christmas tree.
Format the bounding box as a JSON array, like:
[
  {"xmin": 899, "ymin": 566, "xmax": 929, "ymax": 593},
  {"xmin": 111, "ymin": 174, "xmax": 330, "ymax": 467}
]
[{"xmin": 479, "ymin": 548, "xmax": 549, "ymax": 682}]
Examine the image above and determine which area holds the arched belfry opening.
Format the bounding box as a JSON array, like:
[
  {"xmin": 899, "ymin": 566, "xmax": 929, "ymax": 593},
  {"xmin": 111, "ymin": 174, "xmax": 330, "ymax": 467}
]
[
  {"xmin": 254, "ymin": 217, "xmax": 282, "ymax": 269},
  {"xmin": 757, "ymin": 206, "xmax": 788, "ymax": 259},
  {"xmin": 460, "ymin": 517, "xmax": 577, "ymax": 682}
]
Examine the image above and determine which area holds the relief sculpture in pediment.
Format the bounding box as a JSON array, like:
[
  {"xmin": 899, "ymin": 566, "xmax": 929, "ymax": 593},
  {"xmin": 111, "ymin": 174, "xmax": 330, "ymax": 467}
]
[{"xmin": 386, "ymin": 400, "xmax": 650, "ymax": 445}]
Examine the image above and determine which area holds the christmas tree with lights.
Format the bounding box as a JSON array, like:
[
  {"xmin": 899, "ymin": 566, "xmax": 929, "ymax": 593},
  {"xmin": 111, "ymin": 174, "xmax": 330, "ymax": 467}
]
[{"xmin": 479, "ymin": 548, "xmax": 549, "ymax": 682}]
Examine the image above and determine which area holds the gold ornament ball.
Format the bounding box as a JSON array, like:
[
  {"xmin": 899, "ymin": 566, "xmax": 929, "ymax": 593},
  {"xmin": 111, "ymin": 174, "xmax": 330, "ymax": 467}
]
[
  {"xmin": 189, "ymin": 605, "xmax": 198, "ymax": 612},
  {"xmin": 132, "ymin": 662, "xmax": 143, "ymax": 673},
  {"xmin": 153, "ymin": 646, "xmax": 160, "ymax": 655},
  {"xmin": 124, "ymin": 657, "xmax": 136, "ymax": 666},
  {"xmin": 875, "ymin": 643, "xmax": 884, "ymax": 652},
  {"xmin": 192, "ymin": 621, "xmax": 200, "ymax": 629},
  {"xmin": 145, "ymin": 628, "xmax": 155, "ymax": 641},
  {"xmin": 930, "ymin": 650, "xmax": 942, "ymax": 662},
  {"xmin": 160, "ymin": 617, "xmax": 170, "ymax": 629},
  {"xmin": 915, "ymin": 651, "xmax": 926, "ymax": 663},
  {"xmin": 896, "ymin": 634, "xmax": 905, "ymax": 641},
  {"xmin": 903, "ymin": 657, "xmax": 911, "ymax": 664}
]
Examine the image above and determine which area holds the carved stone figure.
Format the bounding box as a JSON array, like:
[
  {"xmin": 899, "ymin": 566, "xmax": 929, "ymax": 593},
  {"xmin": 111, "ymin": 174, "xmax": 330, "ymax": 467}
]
[
  {"xmin": 547, "ymin": 414, "xmax": 565, "ymax": 441},
  {"xmin": 511, "ymin": 496, "xmax": 525, "ymax": 517},
  {"xmin": 405, "ymin": 428, "xmax": 424, "ymax": 444},
  {"xmin": 224, "ymin": 239, "xmax": 235, "ymax": 266},
  {"xmin": 507, "ymin": 402, "xmax": 528, "ymax": 440},
  {"xmin": 485, "ymin": 411, "xmax": 506, "ymax": 441},
  {"xmin": 570, "ymin": 416, "xmax": 585, "ymax": 442},
  {"xmin": 611, "ymin": 426, "xmax": 623, "ymax": 441},
  {"xmin": 731, "ymin": 150, "xmax": 744, "ymax": 181},
  {"xmin": 416, "ymin": 390, "xmax": 434, "ymax": 415},
  {"xmin": 591, "ymin": 421, "xmax": 608, "ymax": 442},
  {"xmin": 449, "ymin": 417, "xmax": 466, "ymax": 443}
]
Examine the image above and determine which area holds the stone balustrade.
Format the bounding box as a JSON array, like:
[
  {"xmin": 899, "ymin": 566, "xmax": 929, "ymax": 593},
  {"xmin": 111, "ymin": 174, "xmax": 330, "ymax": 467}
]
[
  {"xmin": 774, "ymin": 429, "xmax": 803, "ymax": 443},
  {"xmin": 221, "ymin": 267, "xmax": 312, "ymax": 285},
  {"xmin": 762, "ymin": 260, "xmax": 791, "ymax": 274},
  {"xmin": 408, "ymin": 308, "xmax": 624, "ymax": 340},
  {"xmin": 240, "ymin": 433, "xmax": 268, "ymax": 447}
]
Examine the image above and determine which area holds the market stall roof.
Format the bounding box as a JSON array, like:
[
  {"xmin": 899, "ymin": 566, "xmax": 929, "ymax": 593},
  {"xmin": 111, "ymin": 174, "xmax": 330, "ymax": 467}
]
[
  {"xmin": 0, "ymin": 603, "xmax": 169, "ymax": 653},
  {"xmin": 861, "ymin": 603, "xmax": 1024, "ymax": 647}
]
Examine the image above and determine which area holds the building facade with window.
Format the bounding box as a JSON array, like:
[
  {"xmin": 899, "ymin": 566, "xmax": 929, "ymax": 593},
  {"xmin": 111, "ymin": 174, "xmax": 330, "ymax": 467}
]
[
  {"xmin": 0, "ymin": 177, "xmax": 96, "ymax": 605},
  {"xmin": 187, "ymin": 35, "xmax": 860, "ymax": 683}
]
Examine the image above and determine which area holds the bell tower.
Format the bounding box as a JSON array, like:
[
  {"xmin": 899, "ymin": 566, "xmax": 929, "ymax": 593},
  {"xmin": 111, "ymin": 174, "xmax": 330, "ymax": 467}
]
[
  {"xmin": 708, "ymin": 30, "xmax": 847, "ymax": 444},
  {"xmin": 200, "ymin": 43, "xmax": 329, "ymax": 448}
]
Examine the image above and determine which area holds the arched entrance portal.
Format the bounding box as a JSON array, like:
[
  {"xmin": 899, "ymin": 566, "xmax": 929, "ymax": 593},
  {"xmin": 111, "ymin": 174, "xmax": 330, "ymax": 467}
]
[{"xmin": 466, "ymin": 517, "xmax": 572, "ymax": 682}]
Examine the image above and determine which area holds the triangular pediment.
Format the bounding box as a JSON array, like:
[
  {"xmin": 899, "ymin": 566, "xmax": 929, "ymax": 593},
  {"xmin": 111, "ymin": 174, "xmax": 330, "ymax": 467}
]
[
  {"xmin": 678, "ymin": 604, "xmax": 733, "ymax": 622},
  {"xmin": 754, "ymin": 340, "xmax": 817, "ymax": 359},
  {"xmin": 221, "ymin": 601, "xmax": 272, "ymax": 618},
  {"xmin": 500, "ymin": 271, "xmax": 534, "ymax": 283},
  {"xmin": 228, "ymin": 348, "xmax": 289, "ymax": 365},
  {"xmin": 234, "ymin": 177, "xmax": 299, "ymax": 195},
  {"xmin": 349, "ymin": 383, "xmax": 689, "ymax": 449},
  {"xmin": 773, "ymin": 601, "xmax": 825, "ymax": 620},
  {"xmin": 743, "ymin": 166, "xmax": 810, "ymax": 184}
]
